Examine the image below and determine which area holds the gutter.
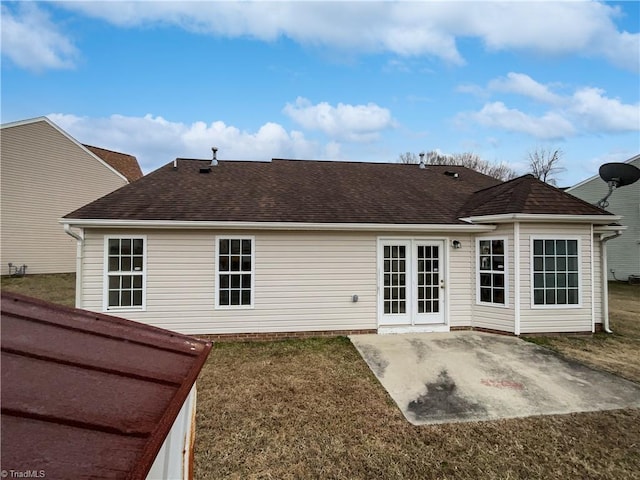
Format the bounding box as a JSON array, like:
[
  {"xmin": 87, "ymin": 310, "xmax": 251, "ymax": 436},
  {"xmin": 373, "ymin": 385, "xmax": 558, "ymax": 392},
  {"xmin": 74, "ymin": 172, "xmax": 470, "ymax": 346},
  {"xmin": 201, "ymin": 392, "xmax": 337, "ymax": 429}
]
[
  {"xmin": 460, "ymin": 213, "xmax": 621, "ymax": 225},
  {"xmin": 63, "ymin": 224, "xmax": 84, "ymax": 309},
  {"xmin": 59, "ymin": 219, "xmax": 498, "ymax": 233},
  {"xmin": 600, "ymin": 229, "xmax": 624, "ymax": 334}
]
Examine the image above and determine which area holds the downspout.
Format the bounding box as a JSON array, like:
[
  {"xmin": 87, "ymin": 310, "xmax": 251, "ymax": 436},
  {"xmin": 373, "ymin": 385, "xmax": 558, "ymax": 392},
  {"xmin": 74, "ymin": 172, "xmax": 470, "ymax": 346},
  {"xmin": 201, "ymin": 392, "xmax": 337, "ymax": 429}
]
[
  {"xmin": 513, "ymin": 222, "xmax": 520, "ymax": 336},
  {"xmin": 590, "ymin": 224, "xmax": 595, "ymax": 333},
  {"xmin": 64, "ymin": 224, "xmax": 84, "ymax": 308},
  {"xmin": 600, "ymin": 230, "xmax": 623, "ymax": 334}
]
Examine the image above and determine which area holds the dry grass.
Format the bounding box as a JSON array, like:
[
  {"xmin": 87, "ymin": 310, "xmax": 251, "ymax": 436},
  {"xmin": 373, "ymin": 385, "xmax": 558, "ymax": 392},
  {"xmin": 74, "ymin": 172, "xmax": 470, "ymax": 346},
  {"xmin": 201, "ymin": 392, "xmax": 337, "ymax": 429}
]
[
  {"xmin": 1, "ymin": 273, "xmax": 76, "ymax": 307},
  {"xmin": 526, "ymin": 282, "xmax": 640, "ymax": 383},
  {"xmin": 194, "ymin": 338, "xmax": 640, "ymax": 480},
  {"xmin": 3, "ymin": 275, "xmax": 639, "ymax": 478},
  {"xmin": 194, "ymin": 283, "xmax": 640, "ymax": 479}
]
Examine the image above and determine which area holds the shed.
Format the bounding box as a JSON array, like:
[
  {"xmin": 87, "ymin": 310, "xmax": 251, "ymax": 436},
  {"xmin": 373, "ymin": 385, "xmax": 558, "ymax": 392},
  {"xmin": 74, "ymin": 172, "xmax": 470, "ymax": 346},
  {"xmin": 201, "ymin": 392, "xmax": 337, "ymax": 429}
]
[{"xmin": 0, "ymin": 292, "xmax": 212, "ymax": 479}]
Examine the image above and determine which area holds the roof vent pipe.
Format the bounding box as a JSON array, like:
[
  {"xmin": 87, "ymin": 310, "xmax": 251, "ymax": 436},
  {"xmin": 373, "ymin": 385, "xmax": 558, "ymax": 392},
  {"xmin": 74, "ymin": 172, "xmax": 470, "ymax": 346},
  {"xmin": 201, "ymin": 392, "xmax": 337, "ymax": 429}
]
[
  {"xmin": 419, "ymin": 152, "xmax": 425, "ymax": 169},
  {"xmin": 211, "ymin": 147, "xmax": 218, "ymax": 167}
]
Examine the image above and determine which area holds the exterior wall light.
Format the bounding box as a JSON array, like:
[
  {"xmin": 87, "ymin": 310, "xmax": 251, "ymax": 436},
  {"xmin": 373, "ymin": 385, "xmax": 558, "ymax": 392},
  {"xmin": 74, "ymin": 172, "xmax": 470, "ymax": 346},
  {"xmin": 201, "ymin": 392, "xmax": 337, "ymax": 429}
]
[{"xmin": 452, "ymin": 240, "xmax": 462, "ymax": 249}]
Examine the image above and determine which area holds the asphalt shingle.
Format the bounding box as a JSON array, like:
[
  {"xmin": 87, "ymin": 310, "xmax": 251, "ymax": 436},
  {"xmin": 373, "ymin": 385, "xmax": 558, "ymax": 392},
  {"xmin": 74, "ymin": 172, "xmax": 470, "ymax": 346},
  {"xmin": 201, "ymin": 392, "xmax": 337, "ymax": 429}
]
[{"xmin": 64, "ymin": 159, "xmax": 610, "ymax": 224}]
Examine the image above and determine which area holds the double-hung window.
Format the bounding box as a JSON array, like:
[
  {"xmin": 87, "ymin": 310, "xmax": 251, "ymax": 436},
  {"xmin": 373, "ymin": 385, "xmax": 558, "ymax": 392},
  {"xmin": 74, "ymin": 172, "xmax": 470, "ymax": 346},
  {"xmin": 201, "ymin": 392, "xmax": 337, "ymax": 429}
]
[
  {"xmin": 105, "ymin": 236, "xmax": 145, "ymax": 310},
  {"xmin": 532, "ymin": 238, "xmax": 579, "ymax": 306},
  {"xmin": 477, "ymin": 238, "xmax": 507, "ymax": 306},
  {"xmin": 216, "ymin": 237, "xmax": 254, "ymax": 308}
]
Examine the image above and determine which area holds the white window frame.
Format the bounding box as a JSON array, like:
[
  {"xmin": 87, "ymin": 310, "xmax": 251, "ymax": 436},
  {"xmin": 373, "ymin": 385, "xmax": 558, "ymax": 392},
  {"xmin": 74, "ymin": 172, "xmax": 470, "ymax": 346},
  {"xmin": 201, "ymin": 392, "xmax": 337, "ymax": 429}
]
[
  {"xmin": 476, "ymin": 237, "xmax": 509, "ymax": 307},
  {"xmin": 215, "ymin": 236, "xmax": 255, "ymax": 310},
  {"xmin": 530, "ymin": 236, "xmax": 582, "ymax": 309},
  {"xmin": 103, "ymin": 235, "xmax": 147, "ymax": 312}
]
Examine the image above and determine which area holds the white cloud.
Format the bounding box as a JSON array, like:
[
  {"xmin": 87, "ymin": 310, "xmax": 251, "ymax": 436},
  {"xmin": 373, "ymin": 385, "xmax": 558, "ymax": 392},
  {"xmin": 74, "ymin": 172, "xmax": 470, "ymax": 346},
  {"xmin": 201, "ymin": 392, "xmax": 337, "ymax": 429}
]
[
  {"xmin": 59, "ymin": 1, "xmax": 639, "ymax": 71},
  {"xmin": 570, "ymin": 87, "xmax": 640, "ymax": 133},
  {"xmin": 283, "ymin": 97, "xmax": 395, "ymax": 142},
  {"xmin": 458, "ymin": 73, "xmax": 639, "ymax": 139},
  {"xmin": 460, "ymin": 102, "xmax": 576, "ymax": 140},
  {"xmin": 488, "ymin": 73, "xmax": 564, "ymax": 105},
  {"xmin": 0, "ymin": 3, "xmax": 78, "ymax": 72},
  {"xmin": 48, "ymin": 113, "xmax": 323, "ymax": 172}
]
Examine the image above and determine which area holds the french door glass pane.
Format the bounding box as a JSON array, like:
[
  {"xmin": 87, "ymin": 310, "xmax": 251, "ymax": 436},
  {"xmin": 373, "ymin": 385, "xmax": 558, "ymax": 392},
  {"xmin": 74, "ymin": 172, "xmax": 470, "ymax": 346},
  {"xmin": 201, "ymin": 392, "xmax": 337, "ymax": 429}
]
[
  {"xmin": 417, "ymin": 245, "xmax": 439, "ymax": 314},
  {"xmin": 383, "ymin": 244, "xmax": 406, "ymax": 315}
]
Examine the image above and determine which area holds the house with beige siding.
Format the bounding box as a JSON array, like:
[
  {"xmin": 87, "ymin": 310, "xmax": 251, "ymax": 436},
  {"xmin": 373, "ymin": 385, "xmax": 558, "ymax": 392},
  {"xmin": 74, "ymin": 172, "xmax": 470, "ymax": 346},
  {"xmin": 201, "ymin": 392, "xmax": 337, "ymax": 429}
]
[
  {"xmin": 62, "ymin": 157, "xmax": 622, "ymax": 337},
  {"xmin": 567, "ymin": 154, "xmax": 639, "ymax": 283},
  {"xmin": 1, "ymin": 117, "xmax": 143, "ymax": 275}
]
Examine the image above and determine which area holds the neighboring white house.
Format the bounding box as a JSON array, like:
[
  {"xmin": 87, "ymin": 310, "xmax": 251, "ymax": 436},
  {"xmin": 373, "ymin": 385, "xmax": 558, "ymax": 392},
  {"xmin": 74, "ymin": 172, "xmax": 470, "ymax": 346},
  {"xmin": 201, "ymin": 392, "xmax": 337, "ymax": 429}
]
[
  {"xmin": 567, "ymin": 154, "xmax": 639, "ymax": 283},
  {"xmin": 0, "ymin": 117, "xmax": 143, "ymax": 275},
  {"xmin": 62, "ymin": 157, "xmax": 622, "ymax": 337}
]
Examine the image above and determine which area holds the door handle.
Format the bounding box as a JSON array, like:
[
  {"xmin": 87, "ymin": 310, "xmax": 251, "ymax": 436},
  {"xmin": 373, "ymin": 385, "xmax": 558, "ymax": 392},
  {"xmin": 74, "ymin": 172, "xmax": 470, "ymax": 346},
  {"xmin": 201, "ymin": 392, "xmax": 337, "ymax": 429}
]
[{"xmin": 440, "ymin": 279, "xmax": 445, "ymax": 289}]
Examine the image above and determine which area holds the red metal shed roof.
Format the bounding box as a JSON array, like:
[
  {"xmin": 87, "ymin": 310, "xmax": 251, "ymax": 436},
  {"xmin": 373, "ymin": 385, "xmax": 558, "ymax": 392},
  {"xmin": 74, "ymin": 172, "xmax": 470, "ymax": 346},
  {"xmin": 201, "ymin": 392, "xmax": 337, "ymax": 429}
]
[{"xmin": 1, "ymin": 292, "xmax": 212, "ymax": 479}]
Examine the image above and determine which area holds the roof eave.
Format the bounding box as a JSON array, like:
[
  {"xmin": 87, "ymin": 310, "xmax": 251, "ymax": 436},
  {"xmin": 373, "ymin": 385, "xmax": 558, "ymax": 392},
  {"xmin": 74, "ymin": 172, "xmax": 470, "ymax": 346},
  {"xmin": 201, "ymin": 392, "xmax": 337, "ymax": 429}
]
[
  {"xmin": 460, "ymin": 213, "xmax": 622, "ymax": 225},
  {"xmin": 60, "ymin": 218, "xmax": 498, "ymax": 232},
  {"xmin": 594, "ymin": 224, "xmax": 627, "ymax": 233}
]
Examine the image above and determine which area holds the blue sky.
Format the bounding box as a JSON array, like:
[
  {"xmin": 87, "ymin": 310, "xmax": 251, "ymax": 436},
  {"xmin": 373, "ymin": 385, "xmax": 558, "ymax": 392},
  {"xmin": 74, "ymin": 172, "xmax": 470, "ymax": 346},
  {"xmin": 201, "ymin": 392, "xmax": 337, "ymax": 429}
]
[{"xmin": 1, "ymin": 1, "xmax": 638, "ymax": 186}]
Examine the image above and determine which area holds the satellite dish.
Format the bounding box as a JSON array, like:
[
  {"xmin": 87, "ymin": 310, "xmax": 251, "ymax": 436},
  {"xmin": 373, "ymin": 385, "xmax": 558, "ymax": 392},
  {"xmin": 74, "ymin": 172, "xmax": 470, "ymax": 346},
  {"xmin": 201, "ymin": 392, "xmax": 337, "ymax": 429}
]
[
  {"xmin": 599, "ymin": 163, "xmax": 640, "ymax": 187},
  {"xmin": 596, "ymin": 162, "xmax": 640, "ymax": 208}
]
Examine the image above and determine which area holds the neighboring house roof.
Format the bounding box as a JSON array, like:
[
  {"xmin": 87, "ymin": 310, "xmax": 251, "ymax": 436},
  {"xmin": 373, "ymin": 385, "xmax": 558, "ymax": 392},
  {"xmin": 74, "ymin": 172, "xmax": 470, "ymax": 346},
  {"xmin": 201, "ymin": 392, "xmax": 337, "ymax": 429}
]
[
  {"xmin": 64, "ymin": 158, "xmax": 614, "ymax": 225},
  {"xmin": 84, "ymin": 144, "xmax": 144, "ymax": 183},
  {"xmin": 0, "ymin": 292, "xmax": 212, "ymax": 479},
  {"xmin": 459, "ymin": 174, "xmax": 612, "ymax": 218}
]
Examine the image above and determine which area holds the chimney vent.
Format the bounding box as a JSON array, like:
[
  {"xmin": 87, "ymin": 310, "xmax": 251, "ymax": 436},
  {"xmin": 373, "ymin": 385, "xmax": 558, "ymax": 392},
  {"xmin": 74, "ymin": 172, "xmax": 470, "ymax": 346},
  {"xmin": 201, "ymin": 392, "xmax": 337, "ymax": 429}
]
[
  {"xmin": 211, "ymin": 147, "xmax": 218, "ymax": 166},
  {"xmin": 419, "ymin": 152, "xmax": 426, "ymax": 169}
]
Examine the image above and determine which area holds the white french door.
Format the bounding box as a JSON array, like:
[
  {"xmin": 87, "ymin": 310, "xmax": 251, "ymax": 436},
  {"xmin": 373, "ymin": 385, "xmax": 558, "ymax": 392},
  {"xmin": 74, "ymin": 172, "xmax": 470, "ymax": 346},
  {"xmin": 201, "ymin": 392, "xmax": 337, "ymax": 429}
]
[{"xmin": 379, "ymin": 239, "xmax": 445, "ymax": 327}]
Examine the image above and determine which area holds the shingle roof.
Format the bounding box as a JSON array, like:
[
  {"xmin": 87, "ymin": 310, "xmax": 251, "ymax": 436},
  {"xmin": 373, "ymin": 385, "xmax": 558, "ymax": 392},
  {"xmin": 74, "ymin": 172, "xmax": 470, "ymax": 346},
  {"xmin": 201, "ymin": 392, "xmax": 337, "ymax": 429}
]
[
  {"xmin": 64, "ymin": 158, "xmax": 611, "ymax": 224},
  {"xmin": 84, "ymin": 144, "xmax": 144, "ymax": 183},
  {"xmin": 1, "ymin": 292, "xmax": 212, "ymax": 479},
  {"xmin": 65, "ymin": 159, "xmax": 502, "ymax": 224},
  {"xmin": 458, "ymin": 174, "xmax": 611, "ymax": 217}
]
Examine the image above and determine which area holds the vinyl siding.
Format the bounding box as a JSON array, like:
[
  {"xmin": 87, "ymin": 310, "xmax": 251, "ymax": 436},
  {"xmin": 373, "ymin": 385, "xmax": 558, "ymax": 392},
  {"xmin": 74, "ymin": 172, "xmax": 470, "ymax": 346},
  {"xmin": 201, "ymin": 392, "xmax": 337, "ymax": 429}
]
[
  {"xmin": 0, "ymin": 120, "xmax": 128, "ymax": 274},
  {"xmin": 472, "ymin": 225, "xmax": 516, "ymax": 333},
  {"xmin": 567, "ymin": 157, "xmax": 640, "ymax": 281},
  {"xmin": 518, "ymin": 223, "xmax": 593, "ymax": 333},
  {"xmin": 80, "ymin": 229, "xmax": 479, "ymax": 334},
  {"xmin": 448, "ymin": 234, "xmax": 474, "ymax": 328},
  {"xmin": 80, "ymin": 229, "xmax": 378, "ymax": 335}
]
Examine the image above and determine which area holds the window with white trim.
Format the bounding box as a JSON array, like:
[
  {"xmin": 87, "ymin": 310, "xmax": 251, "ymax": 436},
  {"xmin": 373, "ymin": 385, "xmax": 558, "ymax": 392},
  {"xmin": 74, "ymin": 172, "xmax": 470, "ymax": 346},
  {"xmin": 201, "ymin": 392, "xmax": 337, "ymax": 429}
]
[
  {"xmin": 216, "ymin": 237, "xmax": 254, "ymax": 308},
  {"xmin": 532, "ymin": 239, "xmax": 579, "ymax": 306},
  {"xmin": 105, "ymin": 237, "xmax": 145, "ymax": 310},
  {"xmin": 477, "ymin": 238, "xmax": 506, "ymax": 305}
]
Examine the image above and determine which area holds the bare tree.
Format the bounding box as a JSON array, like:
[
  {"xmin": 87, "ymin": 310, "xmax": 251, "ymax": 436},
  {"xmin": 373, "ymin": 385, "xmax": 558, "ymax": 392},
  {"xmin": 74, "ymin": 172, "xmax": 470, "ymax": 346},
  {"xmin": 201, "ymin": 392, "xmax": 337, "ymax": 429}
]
[
  {"xmin": 397, "ymin": 150, "xmax": 518, "ymax": 181},
  {"xmin": 398, "ymin": 152, "xmax": 419, "ymax": 164},
  {"xmin": 527, "ymin": 147, "xmax": 565, "ymax": 185}
]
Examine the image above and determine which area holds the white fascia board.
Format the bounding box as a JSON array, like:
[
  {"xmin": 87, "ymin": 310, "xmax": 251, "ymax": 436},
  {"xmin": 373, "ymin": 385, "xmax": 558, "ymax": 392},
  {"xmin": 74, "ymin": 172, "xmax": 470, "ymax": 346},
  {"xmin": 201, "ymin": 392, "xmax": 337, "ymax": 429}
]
[
  {"xmin": 59, "ymin": 218, "xmax": 497, "ymax": 233},
  {"xmin": 594, "ymin": 225, "xmax": 627, "ymax": 233},
  {"xmin": 460, "ymin": 213, "xmax": 621, "ymax": 225},
  {"xmin": 1, "ymin": 116, "xmax": 50, "ymax": 129}
]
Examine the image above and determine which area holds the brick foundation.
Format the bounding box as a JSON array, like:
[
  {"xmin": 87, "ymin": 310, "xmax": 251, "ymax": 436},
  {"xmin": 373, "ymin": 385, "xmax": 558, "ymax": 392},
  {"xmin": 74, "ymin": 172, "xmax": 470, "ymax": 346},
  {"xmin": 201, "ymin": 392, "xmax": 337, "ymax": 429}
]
[
  {"xmin": 197, "ymin": 324, "xmax": 606, "ymax": 343},
  {"xmin": 196, "ymin": 328, "xmax": 377, "ymax": 343},
  {"xmin": 451, "ymin": 326, "xmax": 516, "ymax": 336}
]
